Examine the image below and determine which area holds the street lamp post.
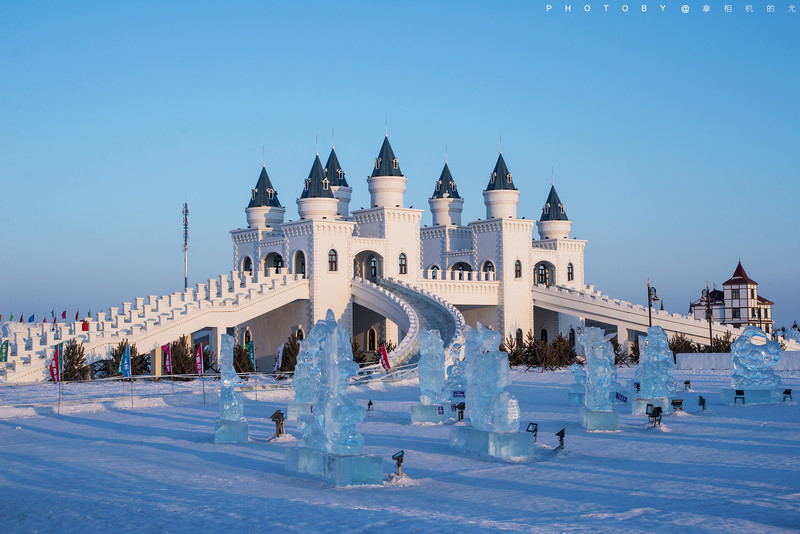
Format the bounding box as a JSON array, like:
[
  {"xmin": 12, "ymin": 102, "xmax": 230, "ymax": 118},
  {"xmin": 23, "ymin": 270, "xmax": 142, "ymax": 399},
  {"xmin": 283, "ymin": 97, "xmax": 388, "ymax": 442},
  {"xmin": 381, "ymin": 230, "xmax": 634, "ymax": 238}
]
[
  {"xmin": 700, "ymin": 282, "xmax": 713, "ymax": 351},
  {"xmin": 647, "ymin": 279, "xmax": 659, "ymax": 327}
]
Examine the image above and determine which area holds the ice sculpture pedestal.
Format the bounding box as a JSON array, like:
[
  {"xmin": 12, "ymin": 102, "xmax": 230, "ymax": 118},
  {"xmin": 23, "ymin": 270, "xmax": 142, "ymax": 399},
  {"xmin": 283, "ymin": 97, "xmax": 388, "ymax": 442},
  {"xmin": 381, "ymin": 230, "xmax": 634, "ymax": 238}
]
[
  {"xmin": 578, "ymin": 407, "xmax": 619, "ymax": 431},
  {"xmin": 286, "ymin": 403, "xmax": 312, "ymax": 420},
  {"xmin": 568, "ymin": 390, "xmax": 584, "ymax": 406},
  {"xmin": 450, "ymin": 426, "xmax": 534, "ymax": 460},
  {"xmin": 214, "ymin": 420, "xmax": 249, "ymax": 443},
  {"xmin": 632, "ymin": 397, "xmax": 672, "ymax": 415},
  {"xmin": 285, "ymin": 447, "xmax": 383, "ymax": 486},
  {"xmin": 720, "ymin": 388, "xmax": 778, "ymax": 405},
  {"xmin": 410, "ymin": 403, "xmax": 455, "ymax": 424}
]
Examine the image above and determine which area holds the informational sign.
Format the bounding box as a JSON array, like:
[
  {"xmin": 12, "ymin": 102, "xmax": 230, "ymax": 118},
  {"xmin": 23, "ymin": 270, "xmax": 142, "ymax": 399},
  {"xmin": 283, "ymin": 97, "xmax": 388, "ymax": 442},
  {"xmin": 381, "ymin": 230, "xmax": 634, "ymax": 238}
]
[
  {"xmin": 453, "ymin": 391, "xmax": 465, "ymax": 398},
  {"xmin": 437, "ymin": 406, "xmax": 444, "ymax": 415},
  {"xmin": 615, "ymin": 392, "xmax": 628, "ymax": 403}
]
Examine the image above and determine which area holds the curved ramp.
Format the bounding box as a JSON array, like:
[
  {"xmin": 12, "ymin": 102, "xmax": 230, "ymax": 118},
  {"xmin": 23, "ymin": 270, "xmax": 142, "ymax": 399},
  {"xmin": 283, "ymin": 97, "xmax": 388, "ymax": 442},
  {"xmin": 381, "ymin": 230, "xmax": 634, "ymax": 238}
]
[{"xmin": 355, "ymin": 277, "xmax": 466, "ymax": 378}]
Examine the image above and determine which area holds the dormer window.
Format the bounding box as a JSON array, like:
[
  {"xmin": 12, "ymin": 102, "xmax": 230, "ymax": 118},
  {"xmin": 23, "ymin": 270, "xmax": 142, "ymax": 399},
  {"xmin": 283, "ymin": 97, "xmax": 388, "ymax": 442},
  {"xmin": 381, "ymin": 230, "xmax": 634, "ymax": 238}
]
[
  {"xmin": 451, "ymin": 181, "xmax": 457, "ymax": 190},
  {"xmin": 322, "ymin": 178, "xmax": 330, "ymax": 190},
  {"xmin": 544, "ymin": 203, "xmax": 550, "ymax": 215},
  {"xmin": 304, "ymin": 179, "xmax": 310, "ymax": 191},
  {"xmin": 267, "ymin": 188, "xmax": 274, "ymax": 199},
  {"xmin": 337, "ymin": 168, "xmax": 344, "ymax": 179},
  {"xmin": 375, "ymin": 157, "xmax": 381, "ymax": 169},
  {"xmin": 251, "ymin": 189, "xmax": 258, "ymax": 200},
  {"xmin": 559, "ymin": 203, "xmax": 564, "ymax": 214},
  {"xmin": 506, "ymin": 173, "xmax": 512, "ymax": 182},
  {"xmin": 491, "ymin": 172, "xmax": 497, "ymax": 183},
  {"xmin": 392, "ymin": 158, "xmax": 399, "ymax": 169},
  {"xmin": 436, "ymin": 181, "xmax": 441, "ymax": 191}
]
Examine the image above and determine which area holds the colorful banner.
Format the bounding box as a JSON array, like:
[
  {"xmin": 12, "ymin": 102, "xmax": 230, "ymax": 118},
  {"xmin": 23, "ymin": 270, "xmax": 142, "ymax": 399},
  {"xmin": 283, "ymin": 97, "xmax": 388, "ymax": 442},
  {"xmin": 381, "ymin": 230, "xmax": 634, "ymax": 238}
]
[
  {"xmin": 28, "ymin": 314, "xmax": 35, "ymax": 323},
  {"xmin": 273, "ymin": 343, "xmax": 283, "ymax": 373},
  {"xmin": 48, "ymin": 344, "xmax": 61, "ymax": 382},
  {"xmin": 245, "ymin": 341, "xmax": 255, "ymax": 370},
  {"xmin": 195, "ymin": 344, "xmax": 204, "ymax": 376},
  {"xmin": 161, "ymin": 343, "xmax": 172, "ymax": 374},
  {"xmin": 0, "ymin": 340, "xmax": 8, "ymax": 363},
  {"xmin": 118, "ymin": 344, "xmax": 131, "ymax": 378},
  {"xmin": 378, "ymin": 343, "xmax": 390, "ymax": 371}
]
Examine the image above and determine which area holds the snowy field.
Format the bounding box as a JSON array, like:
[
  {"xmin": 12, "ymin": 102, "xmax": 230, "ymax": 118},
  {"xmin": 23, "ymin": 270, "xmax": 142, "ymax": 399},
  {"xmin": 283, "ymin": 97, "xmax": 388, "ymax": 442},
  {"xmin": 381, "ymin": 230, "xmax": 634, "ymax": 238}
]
[{"xmin": 1, "ymin": 369, "xmax": 799, "ymax": 533}]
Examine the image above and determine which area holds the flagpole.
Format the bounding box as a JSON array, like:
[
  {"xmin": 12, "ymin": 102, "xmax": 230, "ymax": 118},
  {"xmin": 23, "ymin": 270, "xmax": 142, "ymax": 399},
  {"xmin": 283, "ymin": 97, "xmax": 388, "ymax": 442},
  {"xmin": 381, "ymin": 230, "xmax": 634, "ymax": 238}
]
[
  {"xmin": 130, "ymin": 375, "xmax": 134, "ymax": 408},
  {"xmin": 254, "ymin": 357, "xmax": 258, "ymax": 402}
]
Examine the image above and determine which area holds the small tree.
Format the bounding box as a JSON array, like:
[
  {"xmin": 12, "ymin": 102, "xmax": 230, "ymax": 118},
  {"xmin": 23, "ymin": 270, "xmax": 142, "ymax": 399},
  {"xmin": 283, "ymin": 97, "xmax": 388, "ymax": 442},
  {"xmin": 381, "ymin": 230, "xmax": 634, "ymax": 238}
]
[
  {"xmin": 234, "ymin": 344, "xmax": 254, "ymax": 373},
  {"xmin": 279, "ymin": 332, "xmax": 300, "ymax": 372},
  {"xmin": 202, "ymin": 344, "xmax": 217, "ymax": 374},
  {"xmin": 609, "ymin": 336, "xmax": 631, "ymax": 367},
  {"xmin": 61, "ymin": 339, "xmax": 88, "ymax": 381},
  {"xmin": 711, "ymin": 331, "xmax": 734, "ymax": 353},
  {"xmin": 630, "ymin": 336, "xmax": 640, "ymax": 364},
  {"xmin": 549, "ymin": 333, "xmax": 578, "ymax": 369},
  {"xmin": 107, "ymin": 339, "xmax": 148, "ymax": 376},
  {"xmin": 501, "ymin": 335, "xmax": 526, "ymax": 367},
  {"xmin": 169, "ymin": 335, "xmax": 194, "ymax": 379},
  {"xmin": 669, "ymin": 333, "xmax": 696, "ymax": 361}
]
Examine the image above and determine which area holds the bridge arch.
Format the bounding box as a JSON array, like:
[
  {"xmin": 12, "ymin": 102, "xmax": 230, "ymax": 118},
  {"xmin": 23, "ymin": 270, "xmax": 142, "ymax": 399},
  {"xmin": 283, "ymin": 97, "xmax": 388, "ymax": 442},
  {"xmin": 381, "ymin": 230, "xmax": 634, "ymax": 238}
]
[
  {"xmin": 449, "ymin": 261, "xmax": 473, "ymax": 281},
  {"xmin": 262, "ymin": 252, "xmax": 284, "ymax": 274},
  {"xmin": 354, "ymin": 250, "xmax": 383, "ymax": 282}
]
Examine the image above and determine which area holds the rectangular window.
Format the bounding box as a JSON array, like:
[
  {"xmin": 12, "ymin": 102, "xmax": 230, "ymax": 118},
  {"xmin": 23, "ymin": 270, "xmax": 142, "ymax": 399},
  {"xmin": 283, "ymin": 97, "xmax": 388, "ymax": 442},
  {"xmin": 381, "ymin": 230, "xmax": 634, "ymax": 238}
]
[
  {"xmin": 731, "ymin": 289, "xmax": 739, "ymax": 299},
  {"xmin": 732, "ymin": 308, "xmax": 741, "ymax": 319},
  {"xmin": 750, "ymin": 289, "xmax": 754, "ymax": 299}
]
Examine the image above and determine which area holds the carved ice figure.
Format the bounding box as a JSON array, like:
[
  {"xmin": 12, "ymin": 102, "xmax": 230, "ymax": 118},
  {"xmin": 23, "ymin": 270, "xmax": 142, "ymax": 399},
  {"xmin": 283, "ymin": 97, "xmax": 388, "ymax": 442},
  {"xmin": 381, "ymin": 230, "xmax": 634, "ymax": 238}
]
[
  {"xmin": 219, "ymin": 334, "xmax": 244, "ymax": 422},
  {"xmin": 294, "ymin": 309, "xmax": 366, "ymax": 454},
  {"xmin": 444, "ymin": 342, "xmax": 467, "ymax": 392},
  {"xmin": 464, "ymin": 323, "xmax": 520, "ymax": 432},
  {"xmin": 577, "ymin": 327, "xmax": 617, "ymax": 411},
  {"xmin": 731, "ymin": 325, "xmax": 782, "ymax": 389},
  {"xmin": 635, "ymin": 326, "xmax": 675, "ymax": 398},
  {"xmin": 418, "ymin": 329, "xmax": 448, "ymax": 405},
  {"xmin": 570, "ymin": 362, "xmax": 586, "ymax": 394}
]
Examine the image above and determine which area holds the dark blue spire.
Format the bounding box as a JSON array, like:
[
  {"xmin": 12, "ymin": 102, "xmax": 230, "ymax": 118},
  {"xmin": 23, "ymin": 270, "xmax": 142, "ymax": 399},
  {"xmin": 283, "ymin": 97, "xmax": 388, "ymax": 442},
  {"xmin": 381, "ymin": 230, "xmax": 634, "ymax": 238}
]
[
  {"xmin": 485, "ymin": 153, "xmax": 517, "ymax": 191},
  {"xmin": 248, "ymin": 165, "xmax": 281, "ymax": 208},
  {"xmin": 540, "ymin": 184, "xmax": 568, "ymax": 221},
  {"xmin": 431, "ymin": 162, "xmax": 461, "ymax": 199},
  {"xmin": 324, "ymin": 147, "xmax": 348, "ymax": 187},
  {"xmin": 300, "ymin": 154, "xmax": 335, "ymax": 199},
  {"xmin": 371, "ymin": 136, "xmax": 403, "ymax": 177}
]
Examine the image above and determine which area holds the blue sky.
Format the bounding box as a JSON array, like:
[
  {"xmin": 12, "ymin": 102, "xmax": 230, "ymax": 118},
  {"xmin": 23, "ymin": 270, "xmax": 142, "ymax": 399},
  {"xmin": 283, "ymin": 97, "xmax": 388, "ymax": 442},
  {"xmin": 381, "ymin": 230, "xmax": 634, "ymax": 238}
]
[{"xmin": 1, "ymin": 1, "xmax": 798, "ymax": 328}]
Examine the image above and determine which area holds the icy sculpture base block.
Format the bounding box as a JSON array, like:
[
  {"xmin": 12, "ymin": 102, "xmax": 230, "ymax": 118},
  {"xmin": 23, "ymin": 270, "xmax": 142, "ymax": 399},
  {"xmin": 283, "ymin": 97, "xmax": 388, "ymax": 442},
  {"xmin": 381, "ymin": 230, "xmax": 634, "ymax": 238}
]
[
  {"xmin": 632, "ymin": 397, "xmax": 672, "ymax": 415},
  {"xmin": 450, "ymin": 426, "xmax": 534, "ymax": 460},
  {"xmin": 285, "ymin": 447, "xmax": 383, "ymax": 486},
  {"xmin": 720, "ymin": 388, "xmax": 778, "ymax": 405},
  {"xmin": 286, "ymin": 403, "xmax": 312, "ymax": 420},
  {"xmin": 578, "ymin": 407, "xmax": 619, "ymax": 431},
  {"xmin": 410, "ymin": 403, "xmax": 455, "ymax": 424},
  {"xmin": 568, "ymin": 392, "xmax": 584, "ymax": 406},
  {"xmin": 214, "ymin": 420, "xmax": 249, "ymax": 443}
]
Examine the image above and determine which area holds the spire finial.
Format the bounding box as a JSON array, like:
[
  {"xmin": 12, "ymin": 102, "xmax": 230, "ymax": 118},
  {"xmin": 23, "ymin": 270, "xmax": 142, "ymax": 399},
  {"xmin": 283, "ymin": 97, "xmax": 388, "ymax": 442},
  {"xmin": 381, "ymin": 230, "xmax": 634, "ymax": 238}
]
[
  {"xmin": 262, "ymin": 146, "xmax": 265, "ymax": 168},
  {"xmin": 445, "ymin": 144, "xmax": 448, "ymax": 164},
  {"xmin": 331, "ymin": 128, "xmax": 335, "ymax": 149},
  {"xmin": 499, "ymin": 133, "xmax": 502, "ymax": 154},
  {"xmin": 315, "ymin": 133, "xmax": 318, "ymax": 156},
  {"xmin": 385, "ymin": 116, "xmax": 388, "ymax": 137}
]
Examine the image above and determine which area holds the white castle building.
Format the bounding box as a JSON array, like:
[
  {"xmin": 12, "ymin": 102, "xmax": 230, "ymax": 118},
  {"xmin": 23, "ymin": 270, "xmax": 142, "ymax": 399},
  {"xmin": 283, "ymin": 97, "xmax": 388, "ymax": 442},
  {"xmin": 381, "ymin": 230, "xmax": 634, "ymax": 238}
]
[{"xmin": 2, "ymin": 135, "xmax": 785, "ymax": 383}]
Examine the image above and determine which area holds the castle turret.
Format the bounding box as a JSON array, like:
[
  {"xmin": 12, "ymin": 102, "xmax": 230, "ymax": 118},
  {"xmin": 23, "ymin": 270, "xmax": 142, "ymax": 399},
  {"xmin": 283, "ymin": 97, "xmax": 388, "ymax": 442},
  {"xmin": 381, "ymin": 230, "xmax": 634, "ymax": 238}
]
[
  {"xmin": 367, "ymin": 136, "xmax": 407, "ymax": 208},
  {"xmin": 483, "ymin": 152, "xmax": 520, "ymax": 219},
  {"xmin": 245, "ymin": 165, "xmax": 285, "ymax": 229},
  {"xmin": 428, "ymin": 162, "xmax": 463, "ymax": 226},
  {"xmin": 537, "ymin": 184, "xmax": 571, "ymax": 239},
  {"xmin": 324, "ymin": 147, "xmax": 352, "ymax": 219},
  {"xmin": 297, "ymin": 154, "xmax": 338, "ymax": 220}
]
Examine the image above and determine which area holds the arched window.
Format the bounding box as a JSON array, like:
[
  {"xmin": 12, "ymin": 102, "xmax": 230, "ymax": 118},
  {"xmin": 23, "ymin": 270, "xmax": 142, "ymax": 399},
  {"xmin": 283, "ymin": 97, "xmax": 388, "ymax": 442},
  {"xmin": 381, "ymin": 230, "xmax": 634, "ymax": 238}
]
[
  {"xmin": 483, "ymin": 261, "xmax": 494, "ymax": 274},
  {"xmin": 537, "ymin": 264, "xmax": 549, "ymax": 285},
  {"xmin": 368, "ymin": 328, "xmax": 377, "ymax": 351},
  {"xmin": 375, "ymin": 158, "xmax": 381, "ymax": 169},
  {"xmin": 569, "ymin": 328, "xmax": 575, "ymax": 345},
  {"xmin": 296, "ymin": 328, "xmax": 304, "ymax": 341},
  {"xmin": 544, "ymin": 203, "xmax": 550, "ymax": 215},
  {"xmin": 274, "ymin": 255, "xmax": 284, "ymax": 274},
  {"xmin": 567, "ymin": 263, "xmax": 574, "ymax": 282},
  {"xmin": 514, "ymin": 260, "xmax": 522, "ymax": 279},
  {"xmin": 392, "ymin": 158, "xmax": 399, "ymax": 169},
  {"xmin": 515, "ymin": 329, "xmax": 523, "ymax": 347},
  {"xmin": 457, "ymin": 264, "xmax": 465, "ymax": 281},
  {"xmin": 295, "ymin": 251, "xmax": 306, "ymax": 277},
  {"xmin": 540, "ymin": 329, "xmax": 548, "ymax": 342},
  {"xmin": 328, "ymin": 249, "xmax": 338, "ymax": 271},
  {"xmin": 244, "ymin": 329, "xmax": 251, "ymax": 345},
  {"xmin": 242, "ymin": 256, "xmax": 253, "ymax": 274},
  {"xmin": 431, "ymin": 266, "xmax": 439, "ymax": 280},
  {"xmin": 398, "ymin": 253, "xmax": 407, "ymax": 275},
  {"xmin": 370, "ymin": 256, "xmax": 377, "ymax": 278}
]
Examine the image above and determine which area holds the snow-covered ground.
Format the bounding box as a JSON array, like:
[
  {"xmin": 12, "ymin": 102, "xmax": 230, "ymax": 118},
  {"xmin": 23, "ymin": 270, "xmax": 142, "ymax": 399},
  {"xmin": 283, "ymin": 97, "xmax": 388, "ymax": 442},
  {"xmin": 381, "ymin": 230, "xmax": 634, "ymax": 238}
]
[{"xmin": 1, "ymin": 369, "xmax": 799, "ymax": 533}]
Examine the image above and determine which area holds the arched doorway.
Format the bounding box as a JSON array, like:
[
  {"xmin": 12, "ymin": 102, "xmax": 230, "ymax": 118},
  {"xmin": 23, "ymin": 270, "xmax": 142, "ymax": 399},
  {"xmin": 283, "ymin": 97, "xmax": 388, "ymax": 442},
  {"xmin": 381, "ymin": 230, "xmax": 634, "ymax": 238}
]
[
  {"xmin": 263, "ymin": 252, "xmax": 284, "ymax": 275},
  {"xmin": 450, "ymin": 262, "xmax": 473, "ymax": 281},
  {"xmin": 294, "ymin": 251, "xmax": 306, "ymax": 278},
  {"xmin": 242, "ymin": 256, "xmax": 253, "ymax": 274},
  {"xmin": 354, "ymin": 250, "xmax": 383, "ymax": 282},
  {"xmin": 534, "ymin": 261, "xmax": 555, "ymax": 286}
]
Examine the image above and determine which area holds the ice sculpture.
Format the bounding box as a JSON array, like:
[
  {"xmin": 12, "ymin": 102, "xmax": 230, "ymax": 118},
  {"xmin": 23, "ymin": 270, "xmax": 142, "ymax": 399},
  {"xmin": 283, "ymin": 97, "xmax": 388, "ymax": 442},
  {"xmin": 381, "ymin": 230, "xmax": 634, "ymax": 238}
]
[
  {"xmin": 444, "ymin": 342, "xmax": 467, "ymax": 393},
  {"xmin": 636, "ymin": 326, "xmax": 675, "ymax": 398},
  {"xmin": 418, "ymin": 329, "xmax": 448, "ymax": 405},
  {"xmin": 464, "ymin": 323, "xmax": 520, "ymax": 433},
  {"xmin": 568, "ymin": 362, "xmax": 586, "ymax": 405},
  {"xmin": 287, "ymin": 310, "xmax": 382, "ymax": 485},
  {"xmin": 731, "ymin": 325, "xmax": 782, "ymax": 389},
  {"xmin": 575, "ymin": 327, "xmax": 619, "ymax": 430},
  {"xmin": 214, "ymin": 334, "xmax": 249, "ymax": 443}
]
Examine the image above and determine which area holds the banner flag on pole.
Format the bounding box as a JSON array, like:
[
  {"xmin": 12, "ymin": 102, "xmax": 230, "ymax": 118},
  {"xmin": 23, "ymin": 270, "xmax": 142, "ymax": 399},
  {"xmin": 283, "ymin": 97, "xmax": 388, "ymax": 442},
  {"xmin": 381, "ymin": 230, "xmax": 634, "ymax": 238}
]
[
  {"xmin": 61, "ymin": 309, "xmax": 67, "ymax": 320},
  {"xmin": 58, "ymin": 342, "xmax": 64, "ymax": 377},
  {"xmin": 28, "ymin": 314, "xmax": 35, "ymax": 323},
  {"xmin": 0, "ymin": 340, "xmax": 8, "ymax": 363},
  {"xmin": 49, "ymin": 344, "xmax": 61, "ymax": 382},
  {"xmin": 43, "ymin": 314, "xmax": 47, "ymax": 324},
  {"xmin": 162, "ymin": 343, "xmax": 172, "ymax": 374},
  {"xmin": 9, "ymin": 313, "xmax": 12, "ymax": 322},
  {"xmin": 195, "ymin": 344, "xmax": 204, "ymax": 376},
  {"xmin": 118, "ymin": 343, "xmax": 131, "ymax": 378},
  {"xmin": 273, "ymin": 344, "xmax": 283, "ymax": 373},
  {"xmin": 75, "ymin": 309, "xmax": 79, "ymax": 321},
  {"xmin": 245, "ymin": 341, "xmax": 255, "ymax": 370},
  {"xmin": 20, "ymin": 314, "xmax": 23, "ymax": 323},
  {"xmin": 378, "ymin": 343, "xmax": 390, "ymax": 372}
]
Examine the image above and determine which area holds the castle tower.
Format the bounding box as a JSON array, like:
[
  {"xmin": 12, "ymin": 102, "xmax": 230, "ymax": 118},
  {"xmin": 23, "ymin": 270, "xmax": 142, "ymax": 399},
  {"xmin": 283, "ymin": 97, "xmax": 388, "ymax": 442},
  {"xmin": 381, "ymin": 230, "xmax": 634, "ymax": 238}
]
[
  {"xmin": 537, "ymin": 184, "xmax": 572, "ymax": 239},
  {"xmin": 245, "ymin": 165, "xmax": 285, "ymax": 230},
  {"xmin": 297, "ymin": 154, "xmax": 338, "ymax": 220},
  {"xmin": 367, "ymin": 136, "xmax": 407, "ymax": 208},
  {"xmin": 428, "ymin": 162, "xmax": 464, "ymax": 226},
  {"xmin": 324, "ymin": 146, "xmax": 352, "ymax": 219},
  {"xmin": 483, "ymin": 152, "xmax": 520, "ymax": 219}
]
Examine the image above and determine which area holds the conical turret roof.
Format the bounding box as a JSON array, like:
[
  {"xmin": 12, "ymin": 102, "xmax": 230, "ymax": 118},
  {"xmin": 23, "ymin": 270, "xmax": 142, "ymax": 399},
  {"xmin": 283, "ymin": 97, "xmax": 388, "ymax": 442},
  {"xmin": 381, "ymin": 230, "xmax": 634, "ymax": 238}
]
[
  {"xmin": 540, "ymin": 184, "xmax": 568, "ymax": 221},
  {"xmin": 324, "ymin": 147, "xmax": 348, "ymax": 187},
  {"xmin": 431, "ymin": 162, "xmax": 461, "ymax": 199},
  {"xmin": 371, "ymin": 136, "xmax": 403, "ymax": 177},
  {"xmin": 300, "ymin": 154, "xmax": 335, "ymax": 199},
  {"xmin": 248, "ymin": 165, "xmax": 281, "ymax": 208},
  {"xmin": 723, "ymin": 261, "xmax": 757, "ymax": 285},
  {"xmin": 485, "ymin": 153, "xmax": 517, "ymax": 191}
]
